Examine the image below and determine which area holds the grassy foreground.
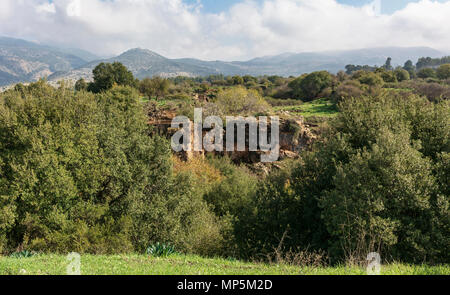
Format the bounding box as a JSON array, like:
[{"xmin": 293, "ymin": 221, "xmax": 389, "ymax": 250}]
[{"xmin": 0, "ymin": 254, "xmax": 448, "ymax": 275}]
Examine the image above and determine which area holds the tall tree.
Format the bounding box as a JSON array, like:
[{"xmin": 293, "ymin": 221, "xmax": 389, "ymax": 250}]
[
  {"xmin": 88, "ymin": 62, "xmax": 136, "ymax": 93},
  {"xmin": 383, "ymin": 57, "xmax": 393, "ymax": 71}
]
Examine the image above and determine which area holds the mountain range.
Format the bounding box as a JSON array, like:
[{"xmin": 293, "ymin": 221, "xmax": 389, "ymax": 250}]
[{"xmin": 0, "ymin": 36, "xmax": 446, "ymax": 87}]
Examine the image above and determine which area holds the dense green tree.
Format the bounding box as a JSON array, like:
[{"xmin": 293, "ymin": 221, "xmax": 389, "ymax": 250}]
[
  {"xmin": 383, "ymin": 57, "xmax": 393, "ymax": 71},
  {"xmin": 403, "ymin": 60, "xmax": 416, "ymax": 78},
  {"xmin": 380, "ymin": 70, "xmax": 398, "ymax": 83},
  {"xmin": 232, "ymin": 76, "xmax": 244, "ymax": 85},
  {"xmin": 88, "ymin": 62, "xmax": 136, "ymax": 93},
  {"xmin": 394, "ymin": 68, "xmax": 410, "ymax": 82},
  {"xmin": 74, "ymin": 78, "xmax": 88, "ymax": 91},
  {"xmin": 288, "ymin": 71, "xmax": 333, "ymax": 101},
  {"xmin": 320, "ymin": 129, "xmax": 436, "ymax": 261},
  {"xmin": 204, "ymin": 157, "xmax": 258, "ymax": 218},
  {"xmin": 354, "ymin": 71, "xmax": 384, "ymax": 87},
  {"xmin": 417, "ymin": 68, "xmax": 437, "ymax": 79},
  {"xmin": 436, "ymin": 64, "xmax": 450, "ymax": 80}
]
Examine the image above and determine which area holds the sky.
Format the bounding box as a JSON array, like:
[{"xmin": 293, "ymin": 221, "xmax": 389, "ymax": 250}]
[
  {"xmin": 0, "ymin": 0, "xmax": 449, "ymax": 60},
  {"xmin": 187, "ymin": 0, "xmax": 448, "ymax": 14}
]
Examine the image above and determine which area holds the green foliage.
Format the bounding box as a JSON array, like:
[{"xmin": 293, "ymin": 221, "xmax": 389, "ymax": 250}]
[
  {"xmin": 333, "ymin": 80, "xmax": 364, "ymax": 102},
  {"xmin": 394, "ymin": 68, "xmax": 410, "ymax": 82},
  {"xmin": 403, "ymin": 60, "xmax": 416, "ymax": 78},
  {"xmin": 211, "ymin": 86, "xmax": 270, "ymax": 116},
  {"xmin": 88, "ymin": 62, "xmax": 136, "ymax": 93},
  {"xmin": 436, "ymin": 64, "xmax": 450, "ymax": 80},
  {"xmin": 417, "ymin": 68, "xmax": 437, "ymax": 79},
  {"xmin": 289, "ymin": 71, "xmax": 333, "ymax": 101},
  {"xmin": 10, "ymin": 250, "xmax": 36, "ymax": 259},
  {"xmin": 231, "ymin": 76, "xmax": 244, "ymax": 85},
  {"xmin": 139, "ymin": 77, "xmax": 170, "ymax": 99},
  {"xmin": 204, "ymin": 156, "xmax": 258, "ymax": 218},
  {"xmin": 380, "ymin": 70, "xmax": 397, "ymax": 83},
  {"xmin": 383, "ymin": 57, "xmax": 393, "ymax": 71},
  {"xmin": 355, "ymin": 71, "xmax": 384, "ymax": 87},
  {"xmin": 417, "ymin": 56, "xmax": 450, "ymax": 70},
  {"xmin": 146, "ymin": 243, "xmax": 177, "ymax": 257},
  {"xmin": 234, "ymin": 164, "xmax": 304, "ymax": 258},
  {"xmin": 74, "ymin": 78, "xmax": 88, "ymax": 91},
  {"xmin": 0, "ymin": 81, "xmax": 222, "ymax": 256},
  {"xmin": 238, "ymin": 92, "xmax": 449, "ymax": 264}
]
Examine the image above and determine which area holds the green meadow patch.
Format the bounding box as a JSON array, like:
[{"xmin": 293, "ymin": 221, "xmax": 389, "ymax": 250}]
[
  {"xmin": 274, "ymin": 98, "xmax": 338, "ymax": 118},
  {"xmin": 0, "ymin": 255, "xmax": 448, "ymax": 275}
]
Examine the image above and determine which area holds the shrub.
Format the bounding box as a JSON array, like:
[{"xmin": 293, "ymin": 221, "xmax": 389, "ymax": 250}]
[
  {"xmin": 289, "ymin": 71, "xmax": 333, "ymax": 101},
  {"xmin": 139, "ymin": 77, "xmax": 171, "ymax": 100},
  {"xmin": 333, "ymin": 80, "xmax": 364, "ymax": 102},
  {"xmin": 437, "ymin": 64, "xmax": 450, "ymax": 80},
  {"xmin": 380, "ymin": 70, "xmax": 397, "ymax": 83},
  {"xmin": 394, "ymin": 69, "xmax": 410, "ymax": 82},
  {"xmin": 354, "ymin": 71, "xmax": 384, "ymax": 87},
  {"xmin": 212, "ymin": 86, "xmax": 270, "ymax": 117},
  {"xmin": 417, "ymin": 68, "xmax": 437, "ymax": 79},
  {"xmin": 408, "ymin": 81, "xmax": 450, "ymax": 102},
  {"xmin": 204, "ymin": 156, "xmax": 258, "ymax": 218}
]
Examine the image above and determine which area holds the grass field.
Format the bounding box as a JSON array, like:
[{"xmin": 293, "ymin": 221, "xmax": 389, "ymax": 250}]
[
  {"xmin": 0, "ymin": 254, "xmax": 448, "ymax": 275},
  {"xmin": 274, "ymin": 98, "xmax": 338, "ymax": 118}
]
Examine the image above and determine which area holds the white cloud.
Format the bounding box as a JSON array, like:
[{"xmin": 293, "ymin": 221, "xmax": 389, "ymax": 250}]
[{"xmin": 0, "ymin": 0, "xmax": 449, "ymax": 60}]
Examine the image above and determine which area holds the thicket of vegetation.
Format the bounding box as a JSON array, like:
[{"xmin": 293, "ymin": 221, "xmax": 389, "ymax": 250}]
[{"xmin": 0, "ymin": 56, "xmax": 449, "ymax": 266}]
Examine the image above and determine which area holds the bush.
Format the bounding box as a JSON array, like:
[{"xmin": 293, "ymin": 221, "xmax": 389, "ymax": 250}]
[
  {"xmin": 333, "ymin": 80, "xmax": 364, "ymax": 102},
  {"xmin": 417, "ymin": 68, "xmax": 437, "ymax": 79},
  {"xmin": 380, "ymin": 70, "xmax": 397, "ymax": 83},
  {"xmin": 139, "ymin": 77, "xmax": 170, "ymax": 100},
  {"xmin": 437, "ymin": 64, "xmax": 450, "ymax": 80},
  {"xmin": 289, "ymin": 71, "xmax": 333, "ymax": 101},
  {"xmin": 354, "ymin": 71, "xmax": 384, "ymax": 87},
  {"xmin": 204, "ymin": 156, "xmax": 258, "ymax": 218},
  {"xmin": 234, "ymin": 163, "xmax": 304, "ymax": 259},
  {"xmin": 212, "ymin": 86, "xmax": 270, "ymax": 117},
  {"xmin": 407, "ymin": 81, "xmax": 450, "ymax": 102},
  {"xmin": 394, "ymin": 69, "xmax": 410, "ymax": 82}
]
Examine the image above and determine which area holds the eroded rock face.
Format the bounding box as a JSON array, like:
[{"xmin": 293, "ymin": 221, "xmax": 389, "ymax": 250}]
[
  {"xmin": 148, "ymin": 110, "xmax": 316, "ymax": 163},
  {"xmin": 279, "ymin": 118, "xmax": 316, "ymax": 154}
]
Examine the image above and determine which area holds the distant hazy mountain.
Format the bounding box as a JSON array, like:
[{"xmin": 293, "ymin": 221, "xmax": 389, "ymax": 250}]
[
  {"xmin": 51, "ymin": 46, "xmax": 444, "ymax": 83},
  {"xmin": 230, "ymin": 47, "xmax": 445, "ymax": 75},
  {"xmin": 0, "ymin": 36, "xmax": 446, "ymax": 86},
  {"xmin": 0, "ymin": 37, "xmax": 93, "ymax": 86},
  {"xmin": 49, "ymin": 48, "xmax": 217, "ymax": 82}
]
